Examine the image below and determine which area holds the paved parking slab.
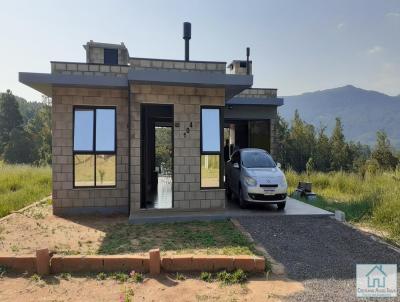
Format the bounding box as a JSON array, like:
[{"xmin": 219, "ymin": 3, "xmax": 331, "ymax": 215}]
[{"xmin": 225, "ymin": 197, "xmax": 333, "ymax": 217}]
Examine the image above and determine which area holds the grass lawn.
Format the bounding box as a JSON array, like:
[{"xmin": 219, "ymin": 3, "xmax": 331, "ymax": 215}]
[
  {"xmin": 98, "ymin": 220, "xmax": 255, "ymax": 256},
  {"xmin": 0, "ymin": 164, "xmax": 51, "ymax": 218},
  {"xmin": 285, "ymin": 170, "xmax": 400, "ymax": 245},
  {"xmin": 0, "ymin": 202, "xmax": 257, "ymax": 257}
]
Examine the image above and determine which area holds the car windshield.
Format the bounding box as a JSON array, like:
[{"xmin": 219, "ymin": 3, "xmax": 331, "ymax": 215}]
[{"xmin": 241, "ymin": 151, "xmax": 276, "ymax": 168}]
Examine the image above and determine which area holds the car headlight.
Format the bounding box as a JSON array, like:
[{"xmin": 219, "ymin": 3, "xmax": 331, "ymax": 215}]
[
  {"xmin": 244, "ymin": 176, "xmax": 257, "ymax": 186},
  {"xmin": 280, "ymin": 176, "xmax": 287, "ymax": 187}
]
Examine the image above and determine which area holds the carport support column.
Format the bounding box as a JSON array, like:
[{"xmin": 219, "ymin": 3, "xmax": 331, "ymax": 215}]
[{"xmin": 229, "ymin": 124, "xmax": 235, "ymax": 153}]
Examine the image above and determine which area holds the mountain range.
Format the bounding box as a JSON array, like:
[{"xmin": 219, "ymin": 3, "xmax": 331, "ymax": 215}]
[{"xmin": 278, "ymin": 85, "xmax": 400, "ymax": 149}]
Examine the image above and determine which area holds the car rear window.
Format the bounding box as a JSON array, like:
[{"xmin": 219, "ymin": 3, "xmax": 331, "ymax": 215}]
[{"xmin": 241, "ymin": 151, "xmax": 276, "ymax": 168}]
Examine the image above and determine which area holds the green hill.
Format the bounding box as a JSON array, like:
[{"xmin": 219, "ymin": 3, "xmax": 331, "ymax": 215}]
[{"xmin": 279, "ymin": 85, "xmax": 400, "ymax": 148}]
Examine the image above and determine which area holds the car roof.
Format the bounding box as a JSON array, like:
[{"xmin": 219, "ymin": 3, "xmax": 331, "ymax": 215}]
[{"xmin": 239, "ymin": 148, "xmax": 269, "ymax": 154}]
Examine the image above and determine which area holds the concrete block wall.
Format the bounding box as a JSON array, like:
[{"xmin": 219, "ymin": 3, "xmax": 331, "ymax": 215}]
[
  {"xmin": 52, "ymin": 87, "xmax": 129, "ymax": 215},
  {"xmin": 238, "ymin": 88, "xmax": 278, "ymax": 98},
  {"xmin": 85, "ymin": 44, "xmax": 129, "ymax": 65},
  {"xmin": 51, "ymin": 62, "xmax": 129, "ymax": 77},
  {"xmin": 130, "ymin": 84, "xmax": 226, "ymax": 214},
  {"xmin": 129, "ymin": 58, "xmax": 226, "ymax": 74}
]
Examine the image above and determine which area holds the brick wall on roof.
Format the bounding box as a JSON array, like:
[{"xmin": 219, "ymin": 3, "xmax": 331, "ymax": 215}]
[
  {"xmin": 51, "ymin": 87, "xmax": 129, "ymax": 215},
  {"xmin": 130, "ymin": 84, "xmax": 226, "ymax": 213},
  {"xmin": 129, "ymin": 58, "xmax": 226, "ymax": 74},
  {"xmin": 238, "ymin": 88, "xmax": 278, "ymax": 98}
]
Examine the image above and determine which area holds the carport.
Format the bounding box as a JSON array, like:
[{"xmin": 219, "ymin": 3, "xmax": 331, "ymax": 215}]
[{"xmin": 223, "ymin": 92, "xmax": 284, "ymax": 159}]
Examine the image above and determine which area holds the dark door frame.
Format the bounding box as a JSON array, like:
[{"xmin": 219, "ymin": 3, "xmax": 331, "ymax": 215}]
[{"xmin": 140, "ymin": 103, "xmax": 174, "ymax": 209}]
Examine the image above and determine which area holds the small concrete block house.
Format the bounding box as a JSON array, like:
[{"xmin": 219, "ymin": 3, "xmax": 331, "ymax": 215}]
[{"xmin": 19, "ymin": 25, "xmax": 283, "ymax": 220}]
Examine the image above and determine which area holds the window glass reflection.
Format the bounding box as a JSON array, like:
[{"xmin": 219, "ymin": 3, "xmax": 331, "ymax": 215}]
[
  {"xmin": 96, "ymin": 109, "xmax": 115, "ymax": 151},
  {"xmin": 74, "ymin": 110, "xmax": 93, "ymax": 151},
  {"xmin": 201, "ymin": 109, "xmax": 220, "ymax": 152}
]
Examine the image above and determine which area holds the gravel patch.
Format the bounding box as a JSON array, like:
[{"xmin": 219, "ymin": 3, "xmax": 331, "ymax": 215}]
[{"xmin": 237, "ymin": 216, "xmax": 400, "ymax": 302}]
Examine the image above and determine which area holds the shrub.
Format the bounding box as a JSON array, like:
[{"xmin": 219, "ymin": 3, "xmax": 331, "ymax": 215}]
[
  {"xmin": 174, "ymin": 272, "xmax": 186, "ymax": 281},
  {"xmin": 200, "ymin": 272, "xmax": 213, "ymax": 282},
  {"xmin": 111, "ymin": 272, "xmax": 129, "ymax": 283},
  {"xmin": 0, "ymin": 266, "xmax": 7, "ymax": 278},
  {"xmin": 129, "ymin": 271, "xmax": 143, "ymax": 283},
  {"xmin": 216, "ymin": 269, "xmax": 247, "ymax": 285},
  {"xmin": 59, "ymin": 272, "xmax": 71, "ymax": 280},
  {"xmin": 96, "ymin": 272, "xmax": 107, "ymax": 281}
]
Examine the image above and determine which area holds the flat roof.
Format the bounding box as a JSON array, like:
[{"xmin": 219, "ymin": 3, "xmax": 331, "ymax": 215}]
[
  {"xmin": 19, "ymin": 72, "xmax": 128, "ymax": 96},
  {"xmin": 19, "ymin": 70, "xmax": 253, "ymax": 99}
]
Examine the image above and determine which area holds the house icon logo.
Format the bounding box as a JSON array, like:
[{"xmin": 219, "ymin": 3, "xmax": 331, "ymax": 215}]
[
  {"xmin": 365, "ymin": 265, "xmax": 387, "ymax": 288},
  {"xmin": 357, "ymin": 264, "xmax": 397, "ymax": 298}
]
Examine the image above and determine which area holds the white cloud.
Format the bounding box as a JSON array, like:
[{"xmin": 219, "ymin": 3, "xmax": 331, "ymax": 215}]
[
  {"xmin": 386, "ymin": 12, "xmax": 400, "ymax": 18},
  {"xmin": 336, "ymin": 23, "xmax": 345, "ymax": 30},
  {"xmin": 371, "ymin": 62, "xmax": 400, "ymax": 96},
  {"xmin": 368, "ymin": 45, "xmax": 383, "ymax": 55}
]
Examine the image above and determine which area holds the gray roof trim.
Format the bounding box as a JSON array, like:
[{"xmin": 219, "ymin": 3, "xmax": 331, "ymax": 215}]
[
  {"xmin": 128, "ymin": 69, "xmax": 253, "ymax": 100},
  {"xmin": 19, "ymin": 70, "xmax": 253, "ymax": 100},
  {"xmin": 226, "ymin": 97, "xmax": 284, "ymax": 106},
  {"xmin": 128, "ymin": 69, "xmax": 252, "ymax": 86},
  {"xmin": 19, "ymin": 72, "xmax": 128, "ymax": 96}
]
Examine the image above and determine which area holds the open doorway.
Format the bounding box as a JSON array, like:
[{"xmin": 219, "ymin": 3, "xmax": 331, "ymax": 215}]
[{"xmin": 140, "ymin": 104, "xmax": 173, "ymax": 209}]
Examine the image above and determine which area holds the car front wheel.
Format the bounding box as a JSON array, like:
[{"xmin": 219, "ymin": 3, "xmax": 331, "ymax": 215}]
[
  {"xmin": 277, "ymin": 202, "xmax": 286, "ymax": 210},
  {"xmin": 225, "ymin": 184, "xmax": 232, "ymax": 200},
  {"xmin": 238, "ymin": 187, "xmax": 247, "ymax": 209}
]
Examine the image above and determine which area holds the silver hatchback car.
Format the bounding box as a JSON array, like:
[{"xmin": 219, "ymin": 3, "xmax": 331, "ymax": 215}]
[{"xmin": 225, "ymin": 148, "xmax": 288, "ymax": 209}]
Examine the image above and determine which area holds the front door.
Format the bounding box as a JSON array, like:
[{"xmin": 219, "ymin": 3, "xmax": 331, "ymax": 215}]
[{"xmin": 140, "ymin": 104, "xmax": 173, "ymax": 209}]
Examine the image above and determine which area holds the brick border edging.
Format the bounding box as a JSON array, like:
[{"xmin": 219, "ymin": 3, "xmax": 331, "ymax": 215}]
[{"xmin": 0, "ymin": 248, "xmax": 265, "ymax": 276}]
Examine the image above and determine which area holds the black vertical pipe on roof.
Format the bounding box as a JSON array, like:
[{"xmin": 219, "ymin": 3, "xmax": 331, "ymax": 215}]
[
  {"xmin": 246, "ymin": 47, "xmax": 250, "ymax": 75},
  {"xmin": 183, "ymin": 22, "xmax": 191, "ymax": 61}
]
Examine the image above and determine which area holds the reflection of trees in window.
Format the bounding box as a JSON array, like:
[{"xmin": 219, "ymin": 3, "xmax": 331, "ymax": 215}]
[
  {"xmin": 200, "ymin": 107, "xmax": 222, "ymax": 189},
  {"xmin": 155, "ymin": 127, "xmax": 172, "ymax": 176}
]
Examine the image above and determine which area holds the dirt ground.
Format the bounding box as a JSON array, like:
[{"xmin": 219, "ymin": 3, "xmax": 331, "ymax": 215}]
[
  {"xmin": 0, "ymin": 273, "xmax": 303, "ymax": 302},
  {"xmin": 0, "ymin": 201, "xmax": 254, "ymax": 256}
]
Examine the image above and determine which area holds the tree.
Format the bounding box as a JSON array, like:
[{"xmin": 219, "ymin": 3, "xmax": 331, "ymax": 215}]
[
  {"xmin": 306, "ymin": 157, "xmax": 315, "ymax": 175},
  {"xmin": 3, "ymin": 128, "xmax": 35, "ymax": 164},
  {"xmin": 287, "ymin": 110, "xmax": 316, "ymax": 171},
  {"xmin": 371, "ymin": 130, "xmax": 398, "ymax": 170},
  {"xmin": 330, "ymin": 117, "xmax": 351, "ymax": 170},
  {"xmin": 313, "ymin": 126, "xmax": 331, "ymax": 171},
  {"xmin": 0, "ymin": 90, "xmax": 23, "ymax": 154},
  {"xmin": 274, "ymin": 115, "xmax": 290, "ymax": 168},
  {"xmin": 26, "ymin": 95, "xmax": 52, "ymax": 165}
]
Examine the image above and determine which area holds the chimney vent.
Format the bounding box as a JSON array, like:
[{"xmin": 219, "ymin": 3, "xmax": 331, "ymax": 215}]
[
  {"xmin": 183, "ymin": 22, "xmax": 191, "ymax": 61},
  {"xmin": 246, "ymin": 47, "xmax": 250, "ymax": 75}
]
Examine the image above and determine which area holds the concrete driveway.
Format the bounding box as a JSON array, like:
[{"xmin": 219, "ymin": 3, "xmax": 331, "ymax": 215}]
[
  {"xmin": 132, "ymin": 197, "xmax": 332, "ymax": 223},
  {"xmin": 225, "ymin": 196, "xmax": 332, "ymax": 217}
]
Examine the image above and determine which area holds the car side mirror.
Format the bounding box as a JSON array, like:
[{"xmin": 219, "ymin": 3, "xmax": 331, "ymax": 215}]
[
  {"xmin": 233, "ymin": 163, "xmax": 240, "ymax": 169},
  {"xmin": 276, "ymin": 162, "xmax": 281, "ymax": 169}
]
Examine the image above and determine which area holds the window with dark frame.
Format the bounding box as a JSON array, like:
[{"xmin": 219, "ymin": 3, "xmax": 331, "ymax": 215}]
[
  {"xmin": 104, "ymin": 48, "xmax": 118, "ymax": 65},
  {"xmin": 73, "ymin": 107, "xmax": 116, "ymax": 188},
  {"xmin": 200, "ymin": 107, "xmax": 222, "ymax": 189}
]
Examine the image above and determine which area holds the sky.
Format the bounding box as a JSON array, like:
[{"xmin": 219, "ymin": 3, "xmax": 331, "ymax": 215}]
[{"xmin": 0, "ymin": 0, "xmax": 399, "ymax": 102}]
